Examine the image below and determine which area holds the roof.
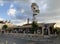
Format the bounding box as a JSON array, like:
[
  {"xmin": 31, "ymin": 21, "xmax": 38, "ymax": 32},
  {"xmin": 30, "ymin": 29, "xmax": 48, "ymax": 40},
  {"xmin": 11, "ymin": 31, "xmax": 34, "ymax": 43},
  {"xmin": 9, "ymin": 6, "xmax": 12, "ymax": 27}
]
[
  {"xmin": 0, "ymin": 21, "xmax": 5, "ymax": 24},
  {"xmin": 14, "ymin": 23, "xmax": 56, "ymax": 28}
]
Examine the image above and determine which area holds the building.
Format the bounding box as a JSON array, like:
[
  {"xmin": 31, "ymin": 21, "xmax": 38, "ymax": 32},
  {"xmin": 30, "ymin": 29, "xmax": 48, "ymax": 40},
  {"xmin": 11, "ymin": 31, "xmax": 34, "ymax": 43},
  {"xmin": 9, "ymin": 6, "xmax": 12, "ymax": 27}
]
[
  {"xmin": 0, "ymin": 21, "xmax": 5, "ymax": 30},
  {"xmin": 14, "ymin": 23, "xmax": 56, "ymax": 36},
  {"xmin": 0, "ymin": 20, "xmax": 14, "ymax": 32}
]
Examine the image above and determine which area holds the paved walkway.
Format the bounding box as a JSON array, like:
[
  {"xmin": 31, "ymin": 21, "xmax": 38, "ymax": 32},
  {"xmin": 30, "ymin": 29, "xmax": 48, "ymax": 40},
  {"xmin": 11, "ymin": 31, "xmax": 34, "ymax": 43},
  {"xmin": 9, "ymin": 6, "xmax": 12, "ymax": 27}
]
[{"xmin": 0, "ymin": 33, "xmax": 60, "ymax": 44}]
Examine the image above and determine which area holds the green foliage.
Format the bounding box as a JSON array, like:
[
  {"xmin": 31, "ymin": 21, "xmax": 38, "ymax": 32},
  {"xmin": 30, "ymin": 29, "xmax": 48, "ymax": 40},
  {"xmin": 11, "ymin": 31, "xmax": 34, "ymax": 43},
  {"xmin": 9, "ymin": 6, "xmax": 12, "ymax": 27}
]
[
  {"xmin": 54, "ymin": 27, "xmax": 60, "ymax": 34},
  {"xmin": 30, "ymin": 21, "xmax": 38, "ymax": 33},
  {"xmin": 2, "ymin": 25, "xmax": 8, "ymax": 30},
  {"xmin": 32, "ymin": 21, "xmax": 38, "ymax": 29}
]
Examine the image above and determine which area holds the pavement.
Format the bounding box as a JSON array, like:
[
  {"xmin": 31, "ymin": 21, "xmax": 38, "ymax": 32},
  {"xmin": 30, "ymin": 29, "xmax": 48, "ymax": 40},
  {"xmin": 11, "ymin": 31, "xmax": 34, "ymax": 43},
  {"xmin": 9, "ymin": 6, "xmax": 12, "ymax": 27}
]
[{"xmin": 0, "ymin": 33, "xmax": 60, "ymax": 44}]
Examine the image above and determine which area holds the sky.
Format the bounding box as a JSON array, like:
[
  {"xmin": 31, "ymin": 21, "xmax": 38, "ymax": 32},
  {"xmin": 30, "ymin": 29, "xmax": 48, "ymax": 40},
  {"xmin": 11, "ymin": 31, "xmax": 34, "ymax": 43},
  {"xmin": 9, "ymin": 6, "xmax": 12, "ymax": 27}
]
[{"xmin": 0, "ymin": 0, "xmax": 60, "ymax": 27}]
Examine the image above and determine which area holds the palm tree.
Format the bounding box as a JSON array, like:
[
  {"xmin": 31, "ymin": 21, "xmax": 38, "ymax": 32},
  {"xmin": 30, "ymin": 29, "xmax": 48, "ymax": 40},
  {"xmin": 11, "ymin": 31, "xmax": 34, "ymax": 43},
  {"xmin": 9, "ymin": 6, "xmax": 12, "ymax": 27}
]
[{"xmin": 31, "ymin": 21, "xmax": 38, "ymax": 34}]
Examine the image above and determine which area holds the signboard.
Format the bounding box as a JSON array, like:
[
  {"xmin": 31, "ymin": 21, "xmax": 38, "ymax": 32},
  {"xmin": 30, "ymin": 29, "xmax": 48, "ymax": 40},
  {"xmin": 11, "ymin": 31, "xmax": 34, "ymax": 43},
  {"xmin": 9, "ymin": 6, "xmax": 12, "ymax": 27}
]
[{"xmin": 31, "ymin": 3, "xmax": 40, "ymax": 15}]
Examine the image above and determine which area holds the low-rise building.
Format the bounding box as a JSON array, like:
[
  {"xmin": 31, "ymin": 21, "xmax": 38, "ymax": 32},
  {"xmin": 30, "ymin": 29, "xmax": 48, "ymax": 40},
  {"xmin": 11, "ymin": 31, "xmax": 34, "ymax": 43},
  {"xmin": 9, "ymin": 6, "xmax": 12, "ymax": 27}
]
[
  {"xmin": 0, "ymin": 20, "xmax": 14, "ymax": 32},
  {"xmin": 14, "ymin": 23, "xmax": 56, "ymax": 36}
]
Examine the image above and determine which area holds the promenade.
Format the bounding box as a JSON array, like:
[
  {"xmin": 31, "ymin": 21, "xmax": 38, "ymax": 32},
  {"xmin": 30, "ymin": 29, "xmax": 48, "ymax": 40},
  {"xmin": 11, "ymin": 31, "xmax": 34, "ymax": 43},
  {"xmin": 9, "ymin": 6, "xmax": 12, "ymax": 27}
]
[{"xmin": 0, "ymin": 33, "xmax": 59, "ymax": 44}]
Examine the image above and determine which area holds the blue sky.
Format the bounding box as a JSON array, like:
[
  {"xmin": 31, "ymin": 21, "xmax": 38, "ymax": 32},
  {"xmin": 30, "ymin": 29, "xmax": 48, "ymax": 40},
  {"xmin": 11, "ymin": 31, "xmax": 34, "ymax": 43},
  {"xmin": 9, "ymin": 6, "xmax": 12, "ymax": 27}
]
[
  {"xmin": 0, "ymin": 0, "xmax": 60, "ymax": 27},
  {"xmin": 0, "ymin": 3, "xmax": 10, "ymax": 19}
]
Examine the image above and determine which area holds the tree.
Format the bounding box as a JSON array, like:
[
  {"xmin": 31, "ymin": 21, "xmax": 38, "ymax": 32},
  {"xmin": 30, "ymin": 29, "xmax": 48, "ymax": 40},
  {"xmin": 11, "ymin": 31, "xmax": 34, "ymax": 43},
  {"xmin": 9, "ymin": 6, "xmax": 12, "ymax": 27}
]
[
  {"xmin": 2, "ymin": 25, "xmax": 8, "ymax": 31},
  {"xmin": 54, "ymin": 27, "xmax": 60, "ymax": 34},
  {"xmin": 31, "ymin": 21, "xmax": 38, "ymax": 34}
]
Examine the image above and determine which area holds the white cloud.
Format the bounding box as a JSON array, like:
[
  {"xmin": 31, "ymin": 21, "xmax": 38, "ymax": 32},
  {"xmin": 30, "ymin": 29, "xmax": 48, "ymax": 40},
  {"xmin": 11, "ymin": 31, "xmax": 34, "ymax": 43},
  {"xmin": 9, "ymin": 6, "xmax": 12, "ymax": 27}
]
[
  {"xmin": 0, "ymin": 0, "xmax": 4, "ymax": 6},
  {"xmin": 54, "ymin": 23, "xmax": 60, "ymax": 27},
  {"xmin": 11, "ymin": 19, "xmax": 27, "ymax": 26},
  {"xmin": 43, "ymin": 4, "xmax": 47, "ymax": 9},
  {"xmin": 0, "ymin": 3, "xmax": 4, "ymax": 6},
  {"xmin": 7, "ymin": 4, "xmax": 16, "ymax": 16},
  {"xmin": 53, "ymin": 20, "xmax": 60, "ymax": 27},
  {"xmin": 30, "ymin": 0, "xmax": 36, "ymax": 3},
  {"xmin": 20, "ymin": 9, "xmax": 25, "ymax": 13},
  {"xmin": 0, "ymin": 17, "xmax": 4, "ymax": 21},
  {"xmin": 10, "ymin": 4, "xmax": 14, "ymax": 8},
  {"xmin": 40, "ymin": 1, "xmax": 44, "ymax": 4},
  {"xmin": 7, "ymin": 8, "xmax": 16, "ymax": 16},
  {"xmin": 13, "ymin": 22, "xmax": 26, "ymax": 26},
  {"xmin": 4, "ymin": 0, "xmax": 60, "ymax": 27}
]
